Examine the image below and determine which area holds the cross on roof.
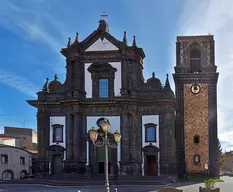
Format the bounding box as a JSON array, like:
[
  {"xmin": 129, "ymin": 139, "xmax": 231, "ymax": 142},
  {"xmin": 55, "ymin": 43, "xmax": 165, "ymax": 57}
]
[{"xmin": 100, "ymin": 12, "xmax": 108, "ymax": 20}]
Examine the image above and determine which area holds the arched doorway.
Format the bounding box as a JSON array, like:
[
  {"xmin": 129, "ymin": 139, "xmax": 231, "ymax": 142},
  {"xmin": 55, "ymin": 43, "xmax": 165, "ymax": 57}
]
[
  {"xmin": 2, "ymin": 169, "xmax": 14, "ymax": 180},
  {"xmin": 96, "ymin": 146, "xmax": 112, "ymax": 175},
  {"xmin": 52, "ymin": 154, "xmax": 63, "ymax": 175},
  {"xmin": 20, "ymin": 170, "xmax": 27, "ymax": 179},
  {"xmin": 142, "ymin": 144, "xmax": 159, "ymax": 176},
  {"xmin": 48, "ymin": 145, "xmax": 65, "ymax": 175}
]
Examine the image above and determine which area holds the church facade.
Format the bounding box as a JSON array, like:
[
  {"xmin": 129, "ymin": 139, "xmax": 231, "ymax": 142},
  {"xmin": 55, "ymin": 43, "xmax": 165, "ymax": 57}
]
[{"xmin": 27, "ymin": 20, "xmax": 219, "ymax": 178}]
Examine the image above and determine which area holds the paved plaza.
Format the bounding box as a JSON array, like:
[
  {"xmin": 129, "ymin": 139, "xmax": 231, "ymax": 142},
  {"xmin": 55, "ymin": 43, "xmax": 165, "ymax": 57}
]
[
  {"xmin": 161, "ymin": 176, "xmax": 233, "ymax": 192},
  {"xmin": 0, "ymin": 184, "xmax": 168, "ymax": 192},
  {"xmin": 0, "ymin": 177, "xmax": 232, "ymax": 192}
]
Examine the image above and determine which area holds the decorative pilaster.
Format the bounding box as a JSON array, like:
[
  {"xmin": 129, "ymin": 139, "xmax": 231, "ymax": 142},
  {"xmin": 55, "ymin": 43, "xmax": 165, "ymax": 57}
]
[
  {"xmin": 120, "ymin": 113, "xmax": 130, "ymax": 162},
  {"xmin": 108, "ymin": 75, "xmax": 115, "ymax": 98},
  {"xmin": 64, "ymin": 113, "xmax": 75, "ymax": 174},
  {"xmin": 120, "ymin": 59, "xmax": 129, "ymax": 97},
  {"xmin": 129, "ymin": 111, "xmax": 142, "ymax": 175},
  {"xmin": 91, "ymin": 74, "xmax": 98, "ymax": 99},
  {"xmin": 173, "ymin": 82, "xmax": 186, "ymax": 178},
  {"xmin": 159, "ymin": 111, "xmax": 176, "ymax": 175},
  {"xmin": 65, "ymin": 114, "xmax": 74, "ymax": 159},
  {"xmin": 119, "ymin": 112, "xmax": 130, "ymax": 176},
  {"xmin": 130, "ymin": 113, "xmax": 140, "ymax": 161},
  {"xmin": 73, "ymin": 113, "xmax": 86, "ymax": 173},
  {"xmin": 36, "ymin": 108, "xmax": 50, "ymax": 175}
]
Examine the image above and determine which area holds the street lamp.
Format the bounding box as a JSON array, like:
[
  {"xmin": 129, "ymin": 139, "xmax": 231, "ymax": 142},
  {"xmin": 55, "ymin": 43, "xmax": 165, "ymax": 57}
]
[{"xmin": 88, "ymin": 118, "xmax": 121, "ymax": 192}]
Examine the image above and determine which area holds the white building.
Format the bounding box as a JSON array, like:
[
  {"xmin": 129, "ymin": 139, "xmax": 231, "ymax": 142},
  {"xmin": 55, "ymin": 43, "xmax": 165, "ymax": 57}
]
[{"xmin": 0, "ymin": 145, "xmax": 32, "ymax": 180}]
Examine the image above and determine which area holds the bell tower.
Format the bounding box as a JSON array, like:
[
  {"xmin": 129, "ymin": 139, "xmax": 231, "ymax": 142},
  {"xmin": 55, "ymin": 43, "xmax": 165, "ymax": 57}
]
[{"xmin": 173, "ymin": 35, "xmax": 219, "ymax": 177}]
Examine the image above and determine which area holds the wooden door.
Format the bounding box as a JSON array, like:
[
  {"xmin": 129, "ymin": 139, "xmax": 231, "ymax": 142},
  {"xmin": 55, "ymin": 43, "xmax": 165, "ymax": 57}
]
[
  {"xmin": 147, "ymin": 155, "xmax": 157, "ymax": 176},
  {"xmin": 52, "ymin": 155, "xmax": 63, "ymax": 175}
]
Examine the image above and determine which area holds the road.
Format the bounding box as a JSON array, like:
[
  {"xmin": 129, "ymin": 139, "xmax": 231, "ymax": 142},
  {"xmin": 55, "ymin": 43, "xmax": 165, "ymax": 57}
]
[
  {"xmin": 0, "ymin": 184, "xmax": 168, "ymax": 192},
  {"xmin": 1, "ymin": 177, "xmax": 233, "ymax": 192}
]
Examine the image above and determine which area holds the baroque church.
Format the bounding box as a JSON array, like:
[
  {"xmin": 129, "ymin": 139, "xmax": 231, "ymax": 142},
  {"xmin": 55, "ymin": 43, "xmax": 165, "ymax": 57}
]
[{"xmin": 27, "ymin": 19, "xmax": 219, "ymax": 178}]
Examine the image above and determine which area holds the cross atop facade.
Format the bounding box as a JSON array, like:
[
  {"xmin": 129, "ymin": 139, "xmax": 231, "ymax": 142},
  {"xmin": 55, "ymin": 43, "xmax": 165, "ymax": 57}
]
[{"xmin": 100, "ymin": 12, "xmax": 108, "ymax": 20}]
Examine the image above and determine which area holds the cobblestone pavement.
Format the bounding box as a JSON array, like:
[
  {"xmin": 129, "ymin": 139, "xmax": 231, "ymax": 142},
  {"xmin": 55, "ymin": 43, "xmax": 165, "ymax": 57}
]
[{"xmin": 0, "ymin": 184, "xmax": 168, "ymax": 192}]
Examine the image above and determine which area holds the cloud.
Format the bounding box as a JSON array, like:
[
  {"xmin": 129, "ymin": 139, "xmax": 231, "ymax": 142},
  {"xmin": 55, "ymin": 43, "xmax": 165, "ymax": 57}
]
[
  {"xmin": 0, "ymin": 0, "xmax": 69, "ymax": 76},
  {"xmin": 0, "ymin": 69, "xmax": 40, "ymax": 97},
  {"xmin": 177, "ymin": 0, "xmax": 233, "ymax": 150},
  {"xmin": 0, "ymin": 0, "xmax": 64, "ymax": 52}
]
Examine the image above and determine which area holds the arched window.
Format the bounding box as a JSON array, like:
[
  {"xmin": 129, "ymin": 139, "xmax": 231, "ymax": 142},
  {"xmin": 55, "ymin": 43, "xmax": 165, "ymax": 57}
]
[
  {"xmin": 2, "ymin": 169, "xmax": 14, "ymax": 180},
  {"xmin": 144, "ymin": 123, "xmax": 157, "ymax": 143},
  {"xmin": 99, "ymin": 79, "xmax": 109, "ymax": 98},
  {"xmin": 190, "ymin": 46, "xmax": 201, "ymax": 73},
  {"xmin": 52, "ymin": 124, "xmax": 64, "ymax": 143}
]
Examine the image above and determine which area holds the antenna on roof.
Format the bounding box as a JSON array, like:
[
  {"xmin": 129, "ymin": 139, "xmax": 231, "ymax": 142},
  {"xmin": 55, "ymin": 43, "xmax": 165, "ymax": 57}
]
[{"xmin": 23, "ymin": 119, "xmax": 28, "ymax": 128}]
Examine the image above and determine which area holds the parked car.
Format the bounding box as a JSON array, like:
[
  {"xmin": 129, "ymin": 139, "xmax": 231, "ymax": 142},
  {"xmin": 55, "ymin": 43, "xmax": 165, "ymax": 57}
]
[{"xmin": 20, "ymin": 174, "xmax": 34, "ymax": 179}]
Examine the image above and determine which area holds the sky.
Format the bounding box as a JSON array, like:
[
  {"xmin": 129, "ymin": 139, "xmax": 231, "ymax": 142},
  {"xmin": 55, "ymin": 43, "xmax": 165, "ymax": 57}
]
[{"xmin": 0, "ymin": 0, "xmax": 232, "ymax": 151}]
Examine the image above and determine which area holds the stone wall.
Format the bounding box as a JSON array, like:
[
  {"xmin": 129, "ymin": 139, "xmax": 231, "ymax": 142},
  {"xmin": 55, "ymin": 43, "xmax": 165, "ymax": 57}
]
[{"xmin": 183, "ymin": 84, "xmax": 209, "ymax": 173}]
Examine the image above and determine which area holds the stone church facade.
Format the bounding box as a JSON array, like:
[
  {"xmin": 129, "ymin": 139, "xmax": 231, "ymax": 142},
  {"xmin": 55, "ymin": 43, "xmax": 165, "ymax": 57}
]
[{"xmin": 27, "ymin": 20, "xmax": 219, "ymax": 178}]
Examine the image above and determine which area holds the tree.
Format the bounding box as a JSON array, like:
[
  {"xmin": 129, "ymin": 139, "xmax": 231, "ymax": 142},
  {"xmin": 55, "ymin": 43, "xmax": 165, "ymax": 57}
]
[
  {"xmin": 217, "ymin": 139, "xmax": 222, "ymax": 156},
  {"xmin": 217, "ymin": 139, "xmax": 225, "ymax": 171},
  {"xmin": 220, "ymin": 155, "xmax": 225, "ymax": 171}
]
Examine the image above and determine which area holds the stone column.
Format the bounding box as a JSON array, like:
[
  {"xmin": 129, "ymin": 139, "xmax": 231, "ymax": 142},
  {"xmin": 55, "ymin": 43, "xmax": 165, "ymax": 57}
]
[
  {"xmin": 36, "ymin": 108, "xmax": 50, "ymax": 176},
  {"xmin": 74, "ymin": 113, "xmax": 86, "ymax": 173}
]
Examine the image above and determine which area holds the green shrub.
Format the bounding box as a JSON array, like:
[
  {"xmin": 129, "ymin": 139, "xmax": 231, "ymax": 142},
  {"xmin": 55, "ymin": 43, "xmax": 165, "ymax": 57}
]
[{"xmin": 204, "ymin": 178, "xmax": 216, "ymax": 190}]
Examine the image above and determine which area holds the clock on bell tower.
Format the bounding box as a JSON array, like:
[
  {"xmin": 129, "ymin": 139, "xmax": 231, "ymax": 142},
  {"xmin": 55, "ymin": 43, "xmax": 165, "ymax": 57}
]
[{"xmin": 173, "ymin": 35, "xmax": 219, "ymax": 178}]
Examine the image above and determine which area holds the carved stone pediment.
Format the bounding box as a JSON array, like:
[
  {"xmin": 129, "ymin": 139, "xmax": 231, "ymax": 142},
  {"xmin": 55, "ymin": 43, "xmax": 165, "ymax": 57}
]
[
  {"xmin": 87, "ymin": 61, "xmax": 117, "ymax": 73},
  {"xmin": 142, "ymin": 143, "xmax": 159, "ymax": 153},
  {"xmin": 48, "ymin": 144, "xmax": 65, "ymax": 152}
]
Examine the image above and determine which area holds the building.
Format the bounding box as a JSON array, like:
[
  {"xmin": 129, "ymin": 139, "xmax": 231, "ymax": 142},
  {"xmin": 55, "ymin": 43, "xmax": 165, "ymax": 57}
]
[
  {"xmin": 0, "ymin": 145, "xmax": 32, "ymax": 180},
  {"xmin": 221, "ymin": 151, "xmax": 233, "ymax": 173},
  {"xmin": 27, "ymin": 20, "xmax": 219, "ymax": 177},
  {"xmin": 4, "ymin": 127, "xmax": 37, "ymax": 153},
  {"xmin": 0, "ymin": 135, "xmax": 19, "ymax": 147}
]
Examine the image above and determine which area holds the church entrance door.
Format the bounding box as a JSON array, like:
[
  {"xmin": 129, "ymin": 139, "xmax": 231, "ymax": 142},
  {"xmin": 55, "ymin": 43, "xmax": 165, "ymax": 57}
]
[
  {"xmin": 98, "ymin": 162, "xmax": 111, "ymax": 174},
  {"xmin": 146, "ymin": 155, "xmax": 157, "ymax": 176},
  {"xmin": 52, "ymin": 155, "xmax": 63, "ymax": 175},
  {"xmin": 96, "ymin": 146, "xmax": 112, "ymax": 175}
]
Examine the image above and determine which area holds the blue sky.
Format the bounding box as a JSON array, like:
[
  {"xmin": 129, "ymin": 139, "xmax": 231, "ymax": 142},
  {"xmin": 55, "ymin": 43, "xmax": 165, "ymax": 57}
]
[{"xmin": 0, "ymin": 0, "xmax": 233, "ymax": 151}]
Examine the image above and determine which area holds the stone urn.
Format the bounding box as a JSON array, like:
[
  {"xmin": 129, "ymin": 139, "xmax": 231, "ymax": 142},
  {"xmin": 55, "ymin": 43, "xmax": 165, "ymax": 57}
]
[{"xmin": 199, "ymin": 187, "xmax": 220, "ymax": 192}]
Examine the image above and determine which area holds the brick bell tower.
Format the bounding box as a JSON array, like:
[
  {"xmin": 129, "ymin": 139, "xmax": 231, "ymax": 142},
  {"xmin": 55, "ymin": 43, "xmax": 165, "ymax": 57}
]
[{"xmin": 173, "ymin": 35, "xmax": 219, "ymax": 178}]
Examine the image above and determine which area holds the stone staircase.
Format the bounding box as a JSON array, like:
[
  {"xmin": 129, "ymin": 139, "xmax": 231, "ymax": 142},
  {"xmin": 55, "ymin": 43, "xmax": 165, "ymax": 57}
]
[{"xmin": 0, "ymin": 175, "xmax": 175, "ymax": 186}]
